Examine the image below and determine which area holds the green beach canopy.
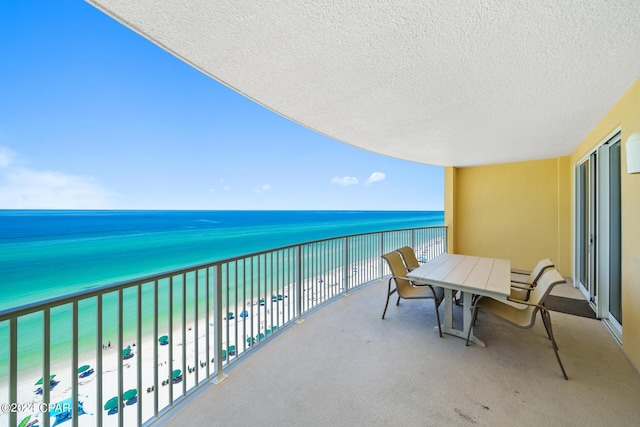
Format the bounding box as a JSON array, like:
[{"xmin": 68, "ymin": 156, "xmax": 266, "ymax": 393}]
[
  {"xmin": 122, "ymin": 348, "xmax": 132, "ymax": 357},
  {"xmin": 35, "ymin": 374, "xmax": 56, "ymax": 385},
  {"xmin": 172, "ymin": 369, "xmax": 182, "ymax": 379},
  {"xmin": 123, "ymin": 388, "xmax": 137, "ymax": 401},
  {"xmin": 158, "ymin": 335, "xmax": 168, "ymax": 343},
  {"xmin": 18, "ymin": 416, "xmax": 31, "ymax": 427},
  {"xmin": 77, "ymin": 365, "xmax": 91, "ymax": 374},
  {"xmin": 104, "ymin": 396, "xmax": 119, "ymax": 411}
]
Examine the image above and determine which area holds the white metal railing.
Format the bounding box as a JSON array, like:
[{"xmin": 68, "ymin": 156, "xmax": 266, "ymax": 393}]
[{"xmin": 0, "ymin": 226, "xmax": 447, "ymax": 427}]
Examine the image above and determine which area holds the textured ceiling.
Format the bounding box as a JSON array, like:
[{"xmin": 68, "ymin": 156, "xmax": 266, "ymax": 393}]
[{"xmin": 89, "ymin": 0, "xmax": 640, "ymax": 167}]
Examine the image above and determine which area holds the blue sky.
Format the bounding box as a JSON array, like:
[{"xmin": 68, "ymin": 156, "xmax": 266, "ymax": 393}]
[{"xmin": 0, "ymin": 1, "xmax": 443, "ymax": 211}]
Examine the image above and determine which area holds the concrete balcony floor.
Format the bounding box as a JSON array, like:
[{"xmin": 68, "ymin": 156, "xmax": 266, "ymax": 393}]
[{"xmin": 157, "ymin": 280, "xmax": 640, "ymax": 426}]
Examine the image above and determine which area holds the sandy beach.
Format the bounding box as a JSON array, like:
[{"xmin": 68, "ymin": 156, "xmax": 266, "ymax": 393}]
[{"xmin": 1, "ymin": 239, "xmax": 443, "ymax": 426}]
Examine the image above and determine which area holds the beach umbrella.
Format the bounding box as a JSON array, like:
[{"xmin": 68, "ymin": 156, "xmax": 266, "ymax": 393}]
[
  {"xmin": 122, "ymin": 348, "xmax": 132, "ymax": 357},
  {"xmin": 18, "ymin": 416, "xmax": 31, "ymax": 427},
  {"xmin": 158, "ymin": 335, "xmax": 168, "ymax": 343},
  {"xmin": 172, "ymin": 369, "xmax": 182, "ymax": 379},
  {"xmin": 104, "ymin": 396, "xmax": 119, "ymax": 411},
  {"xmin": 77, "ymin": 365, "xmax": 91, "ymax": 374},
  {"xmin": 239, "ymin": 310, "xmax": 249, "ymax": 318},
  {"xmin": 35, "ymin": 374, "xmax": 56, "ymax": 385},
  {"xmin": 123, "ymin": 388, "xmax": 137, "ymax": 401}
]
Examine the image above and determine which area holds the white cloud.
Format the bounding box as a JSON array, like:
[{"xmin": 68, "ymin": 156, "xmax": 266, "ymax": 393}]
[
  {"xmin": 365, "ymin": 172, "xmax": 386, "ymax": 186},
  {"xmin": 331, "ymin": 176, "xmax": 359, "ymax": 186},
  {"xmin": 254, "ymin": 183, "xmax": 272, "ymax": 193},
  {"xmin": 0, "ymin": 146, "xmax": 15, "ymax": 167},
  {"xmin": 0, "ymin": 145, "xmax": 115, "ymax": 209}
]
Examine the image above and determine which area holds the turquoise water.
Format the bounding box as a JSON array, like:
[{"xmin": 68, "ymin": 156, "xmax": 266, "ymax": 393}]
[{"xmin": 0, "ymin": 210, "xmax": 443, "ymax": 375}]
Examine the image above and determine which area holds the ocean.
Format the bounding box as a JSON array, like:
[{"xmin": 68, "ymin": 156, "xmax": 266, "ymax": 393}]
[
  {"xmin": 0, "ymin": 210, "xmax": 443, "ymax": 311},
  {"xmin": 0, "ymin": 210, "xmax": 443, "ymax": 378}
]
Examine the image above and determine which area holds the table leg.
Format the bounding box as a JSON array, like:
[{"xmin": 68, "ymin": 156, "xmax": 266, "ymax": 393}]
[
  {"xmin": 443, "ymin": 288, "xmax": 454, "ymax": 330},
  {"xmin": 439, "ymin": 290, "xmax": 486, "ymax": 347},
  {"xmin": 462, "ymin": 292, "xmax": 485, "ymax": 347}
]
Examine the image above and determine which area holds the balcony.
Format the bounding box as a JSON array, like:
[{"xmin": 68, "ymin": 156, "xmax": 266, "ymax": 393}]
[
  {"xmin": 1, "ymin": 226, "xmax": 450, "ymax": 427},
  {"xmin": 158, "ymin": 277, "xmax": 640, "ymax": 426},
  {"xmin": 3, "ymin": 225, "xmax": 640, "ymax": 426}
]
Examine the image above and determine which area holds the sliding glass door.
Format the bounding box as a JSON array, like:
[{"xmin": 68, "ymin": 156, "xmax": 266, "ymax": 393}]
[
  {"xmin": 575, "ymin": 132, "xmax": 622, "ymax": 338},
  {"xmin": 608, "ymin": 141, "xmax": 622, "ymax": 326},
  {"xmin": 576, "ymin": 154, "xmax": 596, "ymax": 302}
]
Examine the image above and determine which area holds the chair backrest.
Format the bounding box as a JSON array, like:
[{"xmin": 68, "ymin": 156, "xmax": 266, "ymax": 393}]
[
  {"xmin": 396, "ymin": 246, "xmax": 420, "ymax": 270},
  {"xmin": 382, "ymin": 251, "xmax": 413, "ymax": 297},
  {"xmin": 526, "ymin": 258, "xmax": 555, "ymax": 285},
  {"xmin": 528, "ymin": 268, "xmax": 566, "ymax": 307}
]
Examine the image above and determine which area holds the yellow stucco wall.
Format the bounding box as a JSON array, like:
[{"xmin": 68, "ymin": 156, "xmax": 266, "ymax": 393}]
[
  {"xmin": 569, "ymin": 77, "xmax": 640, "ymax": 371},
  {"xmin": 445, "ymin": 157, "xmax": 571, "ymax": 276},
  {"xmin": 445, "ymin": 76, "xmax": 640, "ymax": 372}
]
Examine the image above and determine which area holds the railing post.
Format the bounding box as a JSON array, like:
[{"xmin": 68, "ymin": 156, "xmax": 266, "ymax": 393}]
[
  {"xmin": 379, "ymin": 233, "xmax": 384, "ymax": 280},
  {"xmin": 181, "ymin": 273, "xmax": 187, "ymax": 397},
  {"xmin": 96, "ymin": 296, "xmax": 103, "ymax": 427},
  {"xmin": 117, "ymin": 289, "xmax": 124, "ymax": 427},
  {"xmin": 343, "ymin": 237, "xmax": 350, "ymax": 295},
  {"xmin": 72, "ymin": 301, "xmax": 78, "ymax": 427},
  {"xmin": 43, "ymin": 308, "xmax": 50, "ymax": 427},
  {"xmin": 214, "ymin": 264, "xmax": 228, "ymax": 384},
  {"xmin": 153, "ymin": 281, "xmax": 159, "ymax": 417},
  {"xmin": 444, "ymin": 226, "xmax": 449, "ymax": 253},
  {"xmin": 167, "ymin": 278, "xmax": 173, "ymax": 403},
  {"xmin": 411, "ymin": 228, "xmax": 416, "ymax": 250},
  {"xmin": 295, "ymin": 245, "xmax": 303, "ymax": 323},
  {"xmin": 9, "ymin": 318, "xmax": 17, "ymax": 427},
  {"xmin": 136, "ymin": 284, "xmax": 142, "ymax": 427}
]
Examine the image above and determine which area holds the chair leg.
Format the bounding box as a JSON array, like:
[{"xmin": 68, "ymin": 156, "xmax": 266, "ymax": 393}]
[
  {"xmin": 465, "ymin": 306, "xmax": 480, "ymax": 346},
  {"xmin": 382, "ymin": 279, "xmax": 396, "ymax": 319},
  {"xmin": 431, "ymin": 290, "xmax": 442, "ymax": 338},
  {"xmin": 541, "ymin": 309, "xmax": 568, "ymax": 380},
  {"xmin": 396, "ymin": 295, "xmax": 401, "ymax": 306},
  {"xmin": 382, "ymin": 292, "xmax": 391, "ymax": 319},
  {"xmin": 540, "ymin": 310, "xmax": 558, "ymax": 349}
]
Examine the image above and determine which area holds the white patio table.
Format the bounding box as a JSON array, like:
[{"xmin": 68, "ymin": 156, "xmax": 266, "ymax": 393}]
[{"xmin": 407, "ymin": 253, "xmax": 511, "ymax": 346}]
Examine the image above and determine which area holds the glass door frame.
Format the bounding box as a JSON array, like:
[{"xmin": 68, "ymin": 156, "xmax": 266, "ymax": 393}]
[{"xmin": 574, "ymin": 127, "xmax": 622, "ymax": 341}]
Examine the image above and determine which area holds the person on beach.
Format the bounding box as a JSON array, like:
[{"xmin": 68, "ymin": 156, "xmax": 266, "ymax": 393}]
[{"xmin": 108, "ymin": 340, "xmax": 111, "ymax": 348}]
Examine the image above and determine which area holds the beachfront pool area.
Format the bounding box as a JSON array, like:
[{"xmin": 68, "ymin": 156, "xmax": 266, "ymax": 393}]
[{"xmin": 0, "ymin": 225, "xmax": 447, "ymax": 426}]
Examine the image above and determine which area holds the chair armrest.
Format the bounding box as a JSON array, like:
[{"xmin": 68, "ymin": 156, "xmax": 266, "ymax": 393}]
[
  {"xmin": 506, "ymin": 297, "xmax": 546, "ymax": 310},
  {"xmin": 511, "ymin": 279, "xmax": 530, "ymax": 284},
  {"xmin": 510, "ymin": 283, "xmax": 534, "ymax": 290}
]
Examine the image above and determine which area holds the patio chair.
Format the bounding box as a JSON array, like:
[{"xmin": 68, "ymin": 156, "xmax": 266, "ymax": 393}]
[
  {"xmin": 465, "ymin": 268, "xmax": 568, "ymax": 380},
  {"xmin": 397, "ymin": 246, "xmax": 461, "ymax": 305},
  {"xmin": 510, "ymin": 258, "xmax": 555, "ymax": 301},
  {"xmin": 381, "ymin": 251, "xmax": 444, "ymax": 337},
  {"xmin": 396, "ymin": 246, "xmax": 423, "ymax": 271}
]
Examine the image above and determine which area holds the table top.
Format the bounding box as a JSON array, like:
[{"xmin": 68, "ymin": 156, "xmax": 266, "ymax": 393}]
[{"xmin": 407, "ymin": 253, "xmax": 511, "ymax": 299}]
